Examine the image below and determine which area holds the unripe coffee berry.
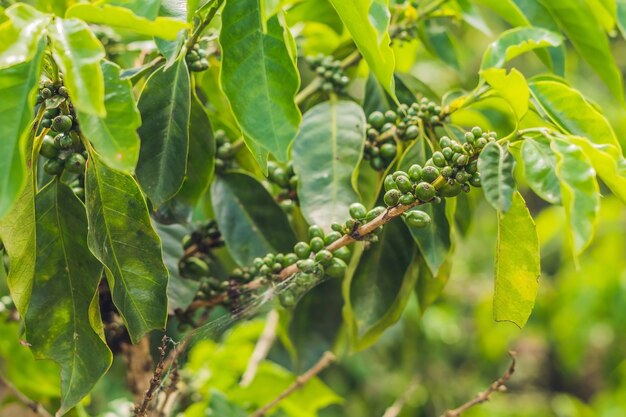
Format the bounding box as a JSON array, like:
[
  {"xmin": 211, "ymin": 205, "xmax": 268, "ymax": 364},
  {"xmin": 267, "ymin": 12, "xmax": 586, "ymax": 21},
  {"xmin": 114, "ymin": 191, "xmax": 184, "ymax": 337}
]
[
  {"xmin": 384, "ymin": 110, "xmax": 397, "ymax": 123},
  {"xmin": 310, "ymin": 236, "xmax": 324, "ymax": 252},
  {"xmin": 405, "ymin": 210, "xmax": 431, "ymax": 228},
  {"xmin": 399, "ymin": 193, "xmax": 415, "ymax": 205},
  {"xmin": 349, "ymin": 203, "xmax": 367, "ymax": 219},
  {"xmin": 404, "ymin": 125, "xmax": 419, "ymax": 140},
  {"xmin": 469, "ymin": 173, "xmax": 481, "ymax": 187},
  {"xmin": 65, "ymin": 153, "xmax": 86, "ymax": 173},
  {"xmin": 380, "ymin": 143, "xmax": 397, "ymax": 160},
  {"xmin": 384, "ymin": 189, "xmax": 401, "ymax": 206},
  {"xmin": 53, "ymin": 115, "xmax": 73, "ymax": 132},
  {"xmin": 384, "ymin": 175, "xmax": 398, "ymax": 191},
  {"xmin": 308, "ymin": 225, "xmax": 325, "ymax": 239},
  {"xmin": 43, "ymin": 158, "xmax": 64, "ymax": 175},
  {"xmin": 325, "ymin": 257, "xmax": 347, "ymax": 278},
  {"xmin": 40, "ymin": 135, "xmax": 59, "ymax": 158},
  {"xmin": 408, "ymin": 164, "xmax": 422, "ymax": 182},
  {"xmin": 394, "ymin": 175, "xmax": 413, "ymax": 193},
  {"xmin": 333, "ymin": 246, "xmax": 351, "ymax": 262},
  {"xmin": 366, "ymin": 206, "xmax": 385, "ymax": 222},
  {"xmin": 432, "ymin": 151, "xmax": 446, "ymax": 167},
  {"xmin": 315, "ymin": 250, "xmax": 334, "ymax": 266},
  {"xmin": 421, "ymin": 166, "xmax": 440, "ymax": 182},
  {"xmin": 297, "ymin": 259, "xmax": 316, "ymax": 273},
  {"xmin": 294, "ymin": 242, "xmax": 311, "ymax": 259},
  {"xmin": 368, "ymin": 111, "xmax": 385, "ymax": 129},
  {"xmin": 324, "ymin": 231, "xmax": 342, "ymax": 244},
  {"xmin": 415, "ymin": 182, "xmax": 436, "ymax": 201},
  {"xmin": 471, "ymin": 126, "xmax": 483, "ymax": 138}
]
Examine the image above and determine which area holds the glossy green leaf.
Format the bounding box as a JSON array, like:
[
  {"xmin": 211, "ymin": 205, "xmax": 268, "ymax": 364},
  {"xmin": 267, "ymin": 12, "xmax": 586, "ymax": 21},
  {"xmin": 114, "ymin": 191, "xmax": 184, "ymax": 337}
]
[
  {"xmin": 363, "ymin": 73, "xmax": 393, "ymax": 115},
  {"xmin": 0, "ymin": 40, "xmax": 43, "ymax": 219},
  {"xmin": 568, "ymin": 136, "xmax": 626, "ymax": 205},
  {"xmin": 481, "ymin": 68, "xmax": 529, "ymax": 120},
  {"xmin": 347, "ymin": 220, "xmax": 416, "ymax": 350},
  {"xmin": 415, "ymin": 250, "xmax": 452, "ymax": 315},
  {"xmin": 109, "ymin": 0, "xmax": 161, "ymax": 19},
  {"xmin": 292, "ymin": 100, "xmax": 366, "ymax": 231},
  {"xmin": 285, "ymin": 0, "xmax": 343, "ymax": 34},
  {"xmin": 418, "ymin": 20, "xmax": 460, "ymax": 70},
  {"xmin": 66, "ymin": 4, "xmax": 189, "ymax": 40},
  {"xmin": 219, "ymin": 0, "xmax": 301, "ymax": 166},
  {"xmin": 540, "ymin": 0, "xmax": 623, "ymax": 102},
  {"xmin": 494, "ymin": 191, "xmax": 540, "ymax": 328},
  {"xmin": 405, "ymin": 202, "xmax": 452, "ymax": 277},
  {"xmin": 478, "ymin": 142, "xmax": 516, "ymax": 212},
  {"xmin": 327, "ymin": 0, "xmax": 396, "ymax": 98},
  {"xmin": 473, "ymin": 0, "xmax": 528, "ymax": 26},
  {"xmin": 480, "ymin": 26, "xmax": 562, "ymax": 70},
  {"xmin": 529, "ymin": 80, "xmax": 620, "ymax": 149},
  {"xmin": 28, "ymin": 180, "xmax": 111, "ymax": 415},
  {"xmin": 521, "ymin": 136, "xmax": 561, "ymax": 204},
  {"xmin": 48, "ymin": 18, "xmax": 106, "ymax": 116},
  {"xmin": 76, "ymin": 60, "xmax": 141, "ymax": 173},
  {"xmin": 176, "ymin": 92, "xmax": 215, "ymax": 205},
  {"xmin": 212, "ymin": 172, "xmax": 297, "ymax": 266},
  {"xmin": 136, "ymin": 57, "xmax": 191, "ymax": 206},
  {"xmin": 85, "ymin": 155, "xmax": 169, "ymax": 343},
  {"xmin": 550, "ymin": 137, "xmax": 600, "ymax": 259},
  {"xmin": 0, "ymin": 3, "xmax": 50, "ymax": 68}
]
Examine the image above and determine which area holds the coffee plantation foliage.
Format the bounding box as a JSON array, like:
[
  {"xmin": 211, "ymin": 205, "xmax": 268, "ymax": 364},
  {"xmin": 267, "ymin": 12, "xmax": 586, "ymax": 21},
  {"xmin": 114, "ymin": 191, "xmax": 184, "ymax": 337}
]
[{"xmin": 0, "ymin": 0, "xmax": 626, "ymax": 416}]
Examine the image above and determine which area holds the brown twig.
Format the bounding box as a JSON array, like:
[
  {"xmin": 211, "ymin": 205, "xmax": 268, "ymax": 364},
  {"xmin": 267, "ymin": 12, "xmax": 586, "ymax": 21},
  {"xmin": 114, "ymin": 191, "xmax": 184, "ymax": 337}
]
[
  {"xmin": 134, "ymin": 336, "xmax": 170, "ymax": 417},
  {"xmin": 441, "ymin": 351, "xmax": 517, "ymax": 417},
  {"xmin": 240, "ymin": 309, "xmax": 280, "ymax": 387},
  {"xmin": 0, "ymin": 375, "xmax": 53, "ymax": 417},
  {"xmin": 382, "ymin": 377, "xmax": 420, "ymax": 417},
  {"xmin": 250, "ymin": 351, "xmax": 336, "ymax": 417}
]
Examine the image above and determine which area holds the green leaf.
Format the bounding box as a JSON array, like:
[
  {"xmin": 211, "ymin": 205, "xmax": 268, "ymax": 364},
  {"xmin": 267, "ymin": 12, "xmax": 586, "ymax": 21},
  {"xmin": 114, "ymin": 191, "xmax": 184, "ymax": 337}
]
[
  {"xmin": 292, "ymin": 100, "xmax": 365, "ymax": 231},
  {"xmin": 109, "ymin": 0, "xmax": 161, "ymax": 19},
  {"xmin": 618, "ymin": 0, "xmax": 626, "ymax": 39},
  {"xmin": 550, "ymin": 136, "xmax": 600, "ymax": 259},
  {"xmin": 494, "ymin": 191, "xmax": 540, "ymax": 327},
  {"xmin": 0, "ymin": 3, "xmax": 50, "ymax": 68},
  {"xmin": 76, "ymin": 60, "xmax": 141, "ymax": 173},
  {"xmin": 208, "ymin": 390, "xmax": 247, "ymax": 417},
  {"xmin": 404, "ymin": 202, "xmax": 452, "ymax": 277},
  {"xmin": 567, "ymin": 136, "xmax": 626, "ymax": 205},
  {"xmin": 481, "ymin": 68, "xmax": 529, "ymax": 121},
  {"xmin": 477, "ymin": 142, "xmax": 516, "ymax": 212},
  {"xmin": 219, "ymin": 0, "xmax": 301, "ymax": 165},
  {"xmin": 136, "ymin": 57, "xmax": 191, "ymax": 207},
  {"xmin": 28, "ymin": 180, "xmax": 111, "ymax": 415},
  {"xmin": 346, "ymin": 220, "xmax": 416, "ymax": 350},
  {"xmin": 327, "ymin": 0, "xmax": 396, "ymax": 98},
  {"xmin": 415, "ymin": 250, "xmax": 452, "ymax": 315},
  {"xmin": 48, "ymin": 18, "xmax": 106, "ymax": 116},
  {"xmin": 85, "ymin": 155, "xmax": 169, "ymax": 343},
  {"xmin": 520, "ymin": 136, "xmax": 561, "ymax": 204},
  {"xmin": 66, "ymin": 4, "xmax": 189, "ymax": 40},
  {"xmin": 473, "ymin": 0, "xmax": 528, "ymax": 26},
  {"xmin": 363, "ymin": 73, "xmax": 393, "ymax": 115},
  {"xmin": 480, "ymin": 26, "xmax": 562, "ymax": 70},
  {"xmin": 529, "ymin": 80, "xmax": 621, "ymax": 149},
  {"xmin": 418, "ymin": 20, "xmax": 460, "ymax": 70},
  {"xmin": 211, "ymin": 172, "xmax": 297, "ymax": 266},
  {"xmin": 540, "ymin": 0, "xmax": 623, "ymax": 102},
  {"xmin": 175, "ymin": 92, "xmax": 215, "ymax": 205},
  {"xmin": 0, "ymin": 40, "xmax": 43, "ymax": 219}
]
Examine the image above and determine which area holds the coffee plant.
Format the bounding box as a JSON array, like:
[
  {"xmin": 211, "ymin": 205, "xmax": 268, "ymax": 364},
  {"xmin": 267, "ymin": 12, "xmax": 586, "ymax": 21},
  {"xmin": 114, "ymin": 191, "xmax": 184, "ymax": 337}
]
[{"xmin": 1, "ymin": 0, "xmax": 625, "ymax": 416}]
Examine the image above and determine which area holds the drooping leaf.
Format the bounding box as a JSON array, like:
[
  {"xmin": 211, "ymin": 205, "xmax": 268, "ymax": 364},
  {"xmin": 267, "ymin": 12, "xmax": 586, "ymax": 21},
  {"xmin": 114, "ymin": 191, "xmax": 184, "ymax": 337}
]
[
  {"xmin": 85, "ymin": 155, "xmax": 169, "ymax": 343},
  {"xmin": 66, "ymin": 4, "xmax": 189, "ymax": 40},
  {"xmin": 480, "ymin": 26, "xmax": 562, "ymax": 70},
  {"xmin": 175, "ymin": 92, "xmax": 215, "ymax": 205},
  {"xmin": 292, "ymin": 100, "xmax": 366, "ymax": 231},
  {"xmin": 481, "ymin": 68, "xmax": 529, "ymax": 121},
  {"xmin": 540, "ymin": 0, "xmax": 623, "ymax": 102},
  {"xmin": 477, "ymin": 142, "xmax": 516, "ymax": 212},
  {"xmin": 136, "ymin": 57, "xmax": 191, "ymax": 207},
  {"xmin": 0, "ymin": 40, "xmax": 43, "ymax": 219},
  {"xmin": 550, "ymin": 136, "xmax": 600, "ymax": 260},
  {"xmin": 212, "ymin": 172, "xmax": 297, "ymax": 266},
  {"xmin": 0, "ymin": 3, "xmax": 50, "ymax": 68},
  {"xmin": 76, "ymin": 60, "xmax": 141, "ymax": 173},
  {"xmin": 567, "ymin": 136, "xmax": 626, "ymax": 205},
  {"xmin": 219, "ymin": 0, "xmax": 301, "ymax": 167},
  {"xmin": 347, "ymin": 220, "xmax": 416, "ymax": 350},
  {"xmin": 48, "ymin": 18, "xmax": 106, "ymax": 116},
  {"xmin": 28, "ymin": 180, "xmax": 111, "ymax": 415},
  {"xmin": 520, "ymin": 136, "xmax": 561, "ymax": 204},
  {"xmin": 529, "ymin": 80, "xmax": 621, "ymax": 149},
  {"xmin": 327, "ymin": 0, "xmax": 396, "ymax": 98},
  {"xmin": 494, "ymin": 191, "xmax": 540, "ymax": 327}
]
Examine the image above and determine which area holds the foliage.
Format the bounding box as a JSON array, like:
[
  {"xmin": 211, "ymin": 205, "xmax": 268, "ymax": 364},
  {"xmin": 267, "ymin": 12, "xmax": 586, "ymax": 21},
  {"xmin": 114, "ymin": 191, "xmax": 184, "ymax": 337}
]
[{"xmin": 0, "ymin": 0, "xmax": 625, "ymax": 416}]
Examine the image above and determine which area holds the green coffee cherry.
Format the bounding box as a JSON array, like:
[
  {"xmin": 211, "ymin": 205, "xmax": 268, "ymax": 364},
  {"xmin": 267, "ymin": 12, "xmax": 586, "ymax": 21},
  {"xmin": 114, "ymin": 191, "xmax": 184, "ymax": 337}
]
[
  {"xmin": 432, "ymin": 151, "xmax": 446, "ymax": 167},
  {"xmin": 40, "ymin": 135, "xmax": 59, "ymax": 158},
  {"xmin": 310, "ymin": 236, "xmax": 325, "ymax": 252},
  {"xmin": 405, "ymin": 210, "xmax": 431, "ymax": 228},
  {"xmin": 43, "ymin": 158, "xmax": 64, "ymax": 175},
  {"xmin": 297, "ymin": 258, "xmax": 316, "ymax": 273},
  {"xmin": 471, "ymin": 126, "xmax": 483, "ymax": 138},
  {"xmin": 185, "ymin": 257, "xmax": 210, "ymax": 277},
  {"xmin": 384, "ymin": 110, "xmax": 397, "ymax": 123},
  {"xmin": 324, "ymin": 231, "xmax": 342, "ymax": 244},
  {"xmin": 384, "ymin": 175, "xmax": 398, "ymax": 191},
  {"xmin": 279, "ymin": 290, "xmax": 297, "ymax": 308},
  {"xmin": 333, "ymin": 246, "xmax": 351, "ymax": 262},
  {"xmin": 284, "ymin": 253, "xmax": 299, "ymax": 266},
  {"xmin": 421, "ymin": 166, "xmax": 440, "ymax": 183},
  {"xmin": 469, "ymin": 173, "xmax": 481, "ymax": 187},
  {"xmin": 392, "ymin": 171, "xmax": 408, "ymax": 181},
  {"xmin": 404, "ymin": 125, "xmax": 419, "ymax": 140},
  {"xmin": 394, "ymin": 175, "xmax": 413, "ymax": 194},
  {"xmin": 308, "ymin": 225, "xmax": 325, "ymax": 239},
  {"xmin": 331, "ymin": 223, "xmax": 344, "ymax": 233},
  {"xmin": 366, "ymin": 206, "xmax": 385, "ymax": 222},
  {"xmin": 325, "ymin": 257, "xmax": 347, "ymax": 279},
  {"xmin": 58, "ymin": 86, "xmax": 68, "ymax": 97},
  {"xmin": 315, "ymin": 250, "xmax": 334, "ymax": 266},
  {"xmin": 414, "ymin": 182, "xmax": 436, "ymax": 201},
  {"xmin": 40, "ymin": 118, "xmax": 52, "ymax": 128},
  {"xmin": 439, "ymin": 136, "xmax": 452, "ymax": 148},
  {"xmin": 399, "ymin": 193, "xmax": 415, "ymax": 205},
  {"xmin": 52, "ymin": 115, "xmax": 72, "ymax": 133},
  {"xmin": 408, "ymin": 164, "xmax": 422, "ymax": 182},
  {"xmin": 384, "ymin": 189, "xmax": 401, "ymax": 206},
  {"xmin": 371, "ymin": 157, "xmax": 385, "ymax": 171},
  {"xmin": 368, "ymin": 111, "xmax": 385, "ymax": 129},
  {"xmin": 294, "ymin": 242, "xmax": 311, "ymax": 259},
  {"xmin": 380, "ymin": 143, "xmax": 397, "ymax": 160},
  {"xmin": 57, "ymin": 134, "xmax": 73, "ymax": 150},
  {"xmin": 349, "ymin": 202, "xmax": 367, "ymax": 219},
  {"xmin": 439, "ymin": 181, "xmax": 463, "ymax": 197},
  {"xmin": 65, "ymin": 153, "xmax": 86, "ymax": 173}
]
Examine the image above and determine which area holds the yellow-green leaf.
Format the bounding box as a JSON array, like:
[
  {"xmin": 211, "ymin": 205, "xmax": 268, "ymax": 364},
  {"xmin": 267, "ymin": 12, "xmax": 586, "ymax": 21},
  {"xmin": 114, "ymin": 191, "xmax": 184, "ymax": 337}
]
[
  {"xmin": 480, "ymin": 26, "xmax": 562, "ymax": 70},
  {"xmin": 0, "ymin": 3, "xmax": 50, "ymax": 68},
  {"xmin": 494, "ymin": 191, "xmax": 540, "ymax": 327},
  {"xmin": 481, "ymin": 68, "xmax": 529, "ymax": 120}
]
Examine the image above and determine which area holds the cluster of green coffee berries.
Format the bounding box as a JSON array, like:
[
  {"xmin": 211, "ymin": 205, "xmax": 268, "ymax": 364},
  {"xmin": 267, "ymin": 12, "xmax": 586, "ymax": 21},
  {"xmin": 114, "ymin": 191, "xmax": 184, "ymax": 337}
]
[
  {"xmin": 180, "ymin": 220, "xmax": 224, "ymax": 280},
  {"xmin": 267, "ymin": 161, "xmax": 298, "ymax": 211},
  {"xmin": 215, "ymin": 129, "xmax": 237, "ymax": 172},
  {"xmin": 185, "ymin": 42, "xmax": 210, "ymax": 72},
  {"xmin": 305, "ymin": 54, "xmax": 350, "ymax": 94},
  {"xmin": 36, "ymin": 79, "xmax": 68, "ymax": 107}
]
